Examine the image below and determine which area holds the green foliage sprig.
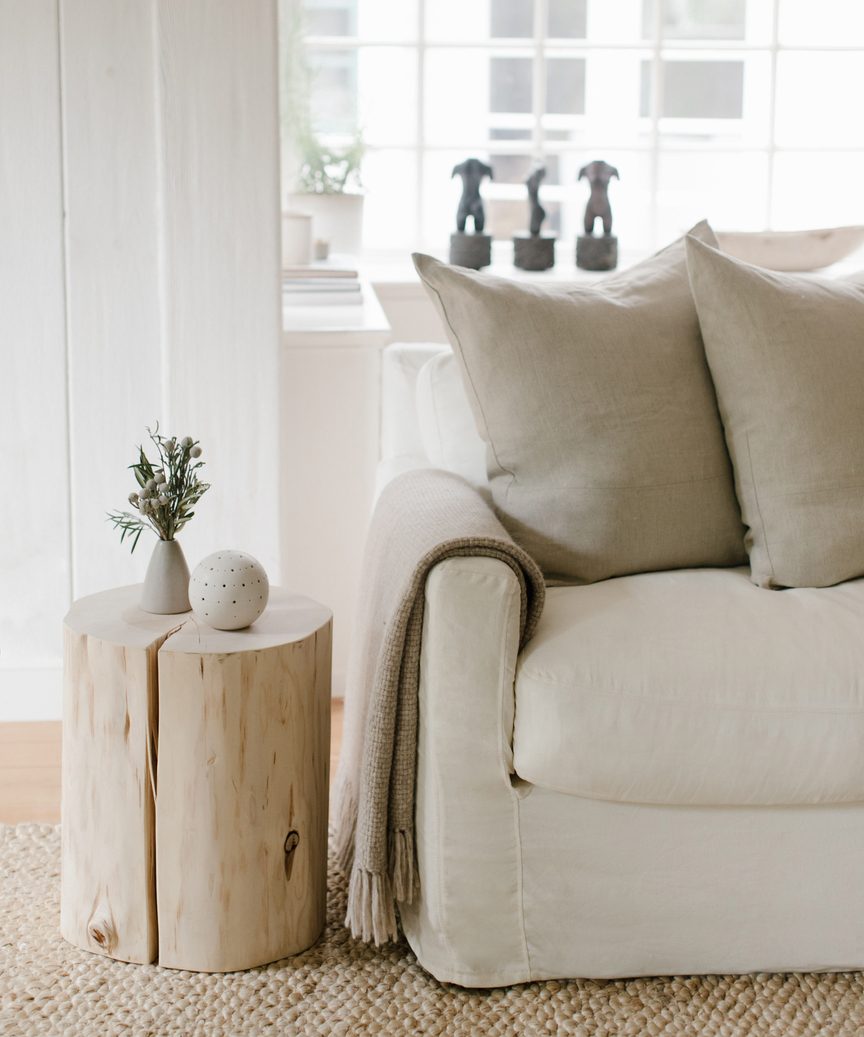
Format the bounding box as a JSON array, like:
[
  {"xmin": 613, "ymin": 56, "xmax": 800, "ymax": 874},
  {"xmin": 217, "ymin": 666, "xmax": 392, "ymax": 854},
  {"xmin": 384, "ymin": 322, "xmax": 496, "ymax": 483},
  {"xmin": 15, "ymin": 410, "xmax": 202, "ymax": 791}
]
[
  {"xmin": 297, "ymin": 132, "xmax": 365, "ymax": 195},
  {"xmin": 107, "ymin": 424, "xmax": 210, "ymax": 553}
]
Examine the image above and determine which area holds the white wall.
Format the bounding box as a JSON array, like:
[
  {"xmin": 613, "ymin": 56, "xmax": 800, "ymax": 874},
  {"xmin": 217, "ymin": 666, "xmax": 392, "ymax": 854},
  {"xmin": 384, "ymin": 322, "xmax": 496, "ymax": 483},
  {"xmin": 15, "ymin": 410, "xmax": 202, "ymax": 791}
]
[{"xmin": 0, "ymin": 0, "xmax": 282, "ymax": 720}]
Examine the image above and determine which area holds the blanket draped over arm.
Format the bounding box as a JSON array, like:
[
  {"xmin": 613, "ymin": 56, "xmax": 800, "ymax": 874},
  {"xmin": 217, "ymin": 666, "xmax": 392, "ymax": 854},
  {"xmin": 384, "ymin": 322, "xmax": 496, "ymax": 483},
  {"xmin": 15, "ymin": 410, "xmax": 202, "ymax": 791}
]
[{"xmin": 333, "ymin": 468, "xmax": 546, "ymax": 945}]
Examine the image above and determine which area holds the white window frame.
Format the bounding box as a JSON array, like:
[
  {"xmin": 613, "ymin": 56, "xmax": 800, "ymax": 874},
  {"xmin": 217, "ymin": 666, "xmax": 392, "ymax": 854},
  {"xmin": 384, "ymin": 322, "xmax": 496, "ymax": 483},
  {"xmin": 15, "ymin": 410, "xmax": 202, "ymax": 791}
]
[{"xmin": 302, "ymin": 0, "xmax": 864, "ymax": 252}]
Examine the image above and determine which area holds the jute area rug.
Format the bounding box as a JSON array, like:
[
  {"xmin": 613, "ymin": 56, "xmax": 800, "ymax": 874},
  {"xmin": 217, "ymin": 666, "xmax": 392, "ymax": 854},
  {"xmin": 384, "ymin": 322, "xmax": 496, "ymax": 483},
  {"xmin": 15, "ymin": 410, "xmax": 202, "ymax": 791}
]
[{"xmin": 2, "ymin": 825, "xmax": 863, "ymax": 1037}]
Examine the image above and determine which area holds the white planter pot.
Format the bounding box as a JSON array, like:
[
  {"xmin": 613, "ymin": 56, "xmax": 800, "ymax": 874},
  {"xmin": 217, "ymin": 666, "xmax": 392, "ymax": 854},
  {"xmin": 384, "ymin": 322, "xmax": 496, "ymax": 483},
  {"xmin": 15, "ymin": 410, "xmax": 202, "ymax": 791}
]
[
  {"xmin": 140, "ymin": 539, "xmax": 191, "ymax": 615},
  {"xmin": 284, "ymin": 192, "xmax": 365, "ymax": 255}
]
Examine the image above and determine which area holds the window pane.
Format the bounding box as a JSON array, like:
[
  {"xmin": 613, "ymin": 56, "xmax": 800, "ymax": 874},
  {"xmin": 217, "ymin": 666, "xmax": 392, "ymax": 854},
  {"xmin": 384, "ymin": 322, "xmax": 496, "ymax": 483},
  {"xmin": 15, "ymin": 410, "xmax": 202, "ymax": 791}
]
[
  {"xmin": 426, "ymin": 0, "xmax": 535, "ymax": 43},
  {"xmin": 490, "ymin": 154, "xmax": 560, "ymax": 185},
  {"xmin": 771, "ymin": 152, "xmax": 864, "ymax": 230},
  {"xmin": 491, "ymin": 0, "xmax": 533, "ymax": 38},
  {"xmin": 775, "ymin": 53, "xmax": 864, "ymax": 148},
  {"xmin": 427, "ymin": 49, "xmax": 535, "ymax": 147},
  {"xmin": 779, "ymin": 0, "xmax": 864, "ymax": 46},
  {"xmin": 642, "ymin": 0, "xmax": 746, "ymax": 39},
  {"xmin": 641, "ymin": 60, "xmax": 744, "ymax": 119},
  {"xmin": 360, "ymin": 150, "xmax": 418, "ymax": 248},
  {"xmin": 656, "ymin": 152, "xmax": 769, "ymax": 244},
  {"xmin": 490, "ymin": 56, "xmax": 533, "ymax": 113},
  {"xmin": 487, "ymin": 198, "xmax": 562, "ymax": 240},
  {"xmin": 356, "ymin": 0, "xmax": 417, "ymax": 39},
  {"xmin": 490, "ymin": 128, "xmax": 533, "ymax": 140},
  {"xmin": 491, "ymin": 153, "xmax": 534, "ymax": 184},
  {"xmin": 301, "ymin": 0, "xmax": 418, "ymax": 40},
  {"xmin": 307, "ymin": 48, "xmax": 358, "ymax": 134},
  {"xmin": 546, "ymin": 58, "xmax": 586, "ymax": 115},
  {"xmin": 358, "ymin": 48, "xmax": 417, "ymax": 146},
  {"xmin": 547, "ymin": 0, "xmax": 587, "ymax": 39},
  {"xmin": 303, "ymin": 0, "xmax": 356, "ymax": 36}
]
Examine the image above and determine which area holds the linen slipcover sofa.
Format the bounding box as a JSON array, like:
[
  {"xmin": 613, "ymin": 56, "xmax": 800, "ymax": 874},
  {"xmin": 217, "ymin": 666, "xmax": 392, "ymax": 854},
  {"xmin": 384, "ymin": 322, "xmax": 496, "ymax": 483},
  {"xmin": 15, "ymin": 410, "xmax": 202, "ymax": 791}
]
[{"xmin": 376, "ymin": 291, "xmax": 864, "ymax": 989}]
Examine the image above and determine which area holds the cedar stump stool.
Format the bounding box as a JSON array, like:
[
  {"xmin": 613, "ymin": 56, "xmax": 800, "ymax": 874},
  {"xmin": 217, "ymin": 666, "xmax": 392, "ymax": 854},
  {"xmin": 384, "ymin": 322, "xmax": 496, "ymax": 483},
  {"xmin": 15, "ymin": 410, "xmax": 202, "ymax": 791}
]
[{"xmin": 61, "ymin": 585, "xmax": 331, "ymax": 972}]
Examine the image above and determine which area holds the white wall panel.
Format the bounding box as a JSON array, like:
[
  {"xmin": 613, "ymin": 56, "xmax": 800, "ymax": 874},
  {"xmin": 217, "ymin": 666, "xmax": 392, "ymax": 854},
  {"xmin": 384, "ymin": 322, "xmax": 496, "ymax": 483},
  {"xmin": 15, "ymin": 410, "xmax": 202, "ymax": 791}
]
[
  {"xmin": 0, "ymin": 0, "xmax": 282, "ymax": 719},
  {"xmin": 60, "ymin": 0, "xmax": 163, "ymax": 597},
  {"xmin": 158, "ymin": 0, "xmax": 282, "ymax": 579},
  {"xmin": 0, "ymin": 0, "xmax": 70, "ymax": 700}
]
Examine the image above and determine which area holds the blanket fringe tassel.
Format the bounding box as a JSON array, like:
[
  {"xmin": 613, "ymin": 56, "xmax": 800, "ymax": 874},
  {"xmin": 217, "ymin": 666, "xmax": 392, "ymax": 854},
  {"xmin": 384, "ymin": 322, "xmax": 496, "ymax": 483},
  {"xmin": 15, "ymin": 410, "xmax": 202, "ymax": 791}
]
[
  {"xmin": 389, "ymin": 827, "xmax": 416, "ymax": 905},
  {"xmin": 347, "ymin": 867, "xmax": 399, "ymax": 946}
]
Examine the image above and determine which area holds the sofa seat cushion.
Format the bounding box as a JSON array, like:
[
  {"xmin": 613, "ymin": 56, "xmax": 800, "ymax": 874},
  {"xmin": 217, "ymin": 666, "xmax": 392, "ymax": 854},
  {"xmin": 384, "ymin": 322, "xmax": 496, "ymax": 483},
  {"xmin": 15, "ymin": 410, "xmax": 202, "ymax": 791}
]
[{"xmin": 513, "ymin": 567, "xmax": 864, "ymax": 806}]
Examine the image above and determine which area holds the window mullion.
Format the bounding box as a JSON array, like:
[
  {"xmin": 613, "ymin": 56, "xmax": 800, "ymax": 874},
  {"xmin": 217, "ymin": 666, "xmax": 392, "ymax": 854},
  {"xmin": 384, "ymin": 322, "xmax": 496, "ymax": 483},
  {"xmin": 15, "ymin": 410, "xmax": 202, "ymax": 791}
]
[
  {"xmin": 765, "ymin": 0, "xmax": 780, "ymax": 228},
  {"xmin": 532, "ymin": 0, "xmax": 547, "ymax": 161},
  {"xmin": 649, "ymin": 0, "xmax": 665, "ymax": 250},
  {"xmin": 416, "ymin": 0, "xmax": 426, "ymax": 246}
]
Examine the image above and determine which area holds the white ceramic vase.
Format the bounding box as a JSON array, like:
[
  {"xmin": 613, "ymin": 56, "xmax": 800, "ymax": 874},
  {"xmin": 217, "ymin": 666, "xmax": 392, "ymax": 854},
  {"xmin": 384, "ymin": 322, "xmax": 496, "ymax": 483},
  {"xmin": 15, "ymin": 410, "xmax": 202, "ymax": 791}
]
[{"xmin": 140, "ymin": 539, "xmax": 191, "ymax": 615}]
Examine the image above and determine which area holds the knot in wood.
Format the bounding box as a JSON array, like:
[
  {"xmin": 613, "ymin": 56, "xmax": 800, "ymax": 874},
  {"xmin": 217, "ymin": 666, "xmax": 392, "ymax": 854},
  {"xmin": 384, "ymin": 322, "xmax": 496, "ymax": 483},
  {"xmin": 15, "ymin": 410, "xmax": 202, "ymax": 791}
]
[{"xmin": 283, "ymin": 829, "xmax": 300, "ymax": 881}]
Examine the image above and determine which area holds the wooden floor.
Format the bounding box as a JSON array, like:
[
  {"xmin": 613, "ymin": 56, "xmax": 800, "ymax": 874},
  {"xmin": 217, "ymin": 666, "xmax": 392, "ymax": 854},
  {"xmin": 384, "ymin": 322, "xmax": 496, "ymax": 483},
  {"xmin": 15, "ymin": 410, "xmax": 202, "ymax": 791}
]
[{"xmin": 0, "ymin": 699, "xmax": 344, "ymax": 825}]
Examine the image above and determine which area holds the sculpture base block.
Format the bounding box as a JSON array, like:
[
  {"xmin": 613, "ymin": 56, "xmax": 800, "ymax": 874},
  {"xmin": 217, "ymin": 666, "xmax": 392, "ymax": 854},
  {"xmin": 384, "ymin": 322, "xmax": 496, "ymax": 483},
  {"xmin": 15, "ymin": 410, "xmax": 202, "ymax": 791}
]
[
  {"xmin": 513, "ymin": 233, "xmax": 556, "ymax": 271},
  {"xmin": 450, "ymin": 232, "xmax": 492, "ymax": 270},
  {"xmin": 577, "ymin": 235, "xmax": 618, "ymax": 271}
]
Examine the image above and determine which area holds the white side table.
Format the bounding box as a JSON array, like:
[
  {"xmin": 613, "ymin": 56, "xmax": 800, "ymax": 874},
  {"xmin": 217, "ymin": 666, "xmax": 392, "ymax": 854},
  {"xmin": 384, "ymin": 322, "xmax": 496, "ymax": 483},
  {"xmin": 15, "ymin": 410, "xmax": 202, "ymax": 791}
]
[{"xmin": 61, "ymin": 585, "xmax": 331, "ymax": 972}]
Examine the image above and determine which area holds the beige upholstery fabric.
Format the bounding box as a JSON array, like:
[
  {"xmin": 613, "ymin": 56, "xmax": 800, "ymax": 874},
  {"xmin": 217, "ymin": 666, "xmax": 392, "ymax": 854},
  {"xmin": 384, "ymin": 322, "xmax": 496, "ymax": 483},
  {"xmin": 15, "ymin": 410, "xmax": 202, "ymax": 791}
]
[
  {"xmin": 402, "ymin": 556, "xmax": 864, "ymax": 986},
  {"xmin": 415, "ymin": 349, "xmax": 488, "ymax": 487},
  {"xmin": 513, "ymin": 566, "xmax": 864, "ymax": 806},
  {"xmin": 333, "ymin": 468, "xmax": 544, "ymax": 946},
  {"xmin": 413, "ymin": 224, "xmax": 746, "ymax": 584},
  {"xmin": 686, "ymin": 235, "xmax": 864, "ymax": 588}
]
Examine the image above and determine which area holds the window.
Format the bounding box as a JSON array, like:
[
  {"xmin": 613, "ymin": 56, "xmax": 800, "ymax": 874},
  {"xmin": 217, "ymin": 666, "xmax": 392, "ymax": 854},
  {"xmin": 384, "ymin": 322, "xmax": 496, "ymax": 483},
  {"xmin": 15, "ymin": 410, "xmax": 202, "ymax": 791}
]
[{"xmin": 284, "ymin": 0, "xmax": 864, "ymax": 253}]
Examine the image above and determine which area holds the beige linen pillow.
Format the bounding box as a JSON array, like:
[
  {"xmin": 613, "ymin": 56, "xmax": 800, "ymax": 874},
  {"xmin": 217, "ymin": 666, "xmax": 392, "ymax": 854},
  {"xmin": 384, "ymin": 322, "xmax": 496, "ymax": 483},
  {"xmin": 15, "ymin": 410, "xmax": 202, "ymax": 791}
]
[
  {"xmin": 686, "ymin": 234, "xmax": 864, "ymax": 589},
  {"xmin": 413, "ymin": 222, "xmax": 746, "ymax": 584}
]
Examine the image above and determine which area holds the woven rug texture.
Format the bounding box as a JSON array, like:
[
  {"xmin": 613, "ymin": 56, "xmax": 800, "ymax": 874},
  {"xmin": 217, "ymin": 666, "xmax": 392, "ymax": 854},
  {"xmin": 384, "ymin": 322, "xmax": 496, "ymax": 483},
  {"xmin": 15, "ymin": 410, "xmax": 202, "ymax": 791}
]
[{"xmin": 2, "ymin": 824, "xmax": 863, "ymax": 1037}]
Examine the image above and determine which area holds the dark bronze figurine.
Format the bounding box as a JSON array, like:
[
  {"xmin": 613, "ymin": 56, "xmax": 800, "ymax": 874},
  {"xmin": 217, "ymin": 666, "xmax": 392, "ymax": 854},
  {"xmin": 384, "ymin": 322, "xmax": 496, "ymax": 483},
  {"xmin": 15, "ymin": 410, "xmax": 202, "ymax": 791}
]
[
  {"xmin": 452, "ymin": 158, "xmax": 494, "ymax": 234},
  {"xmin": 578, "ymin": 160, "xmax": 619, "ymax": 237},
  {"xmin": 526, "ymin": 164, "xmax": 546, "ymax": 236}
]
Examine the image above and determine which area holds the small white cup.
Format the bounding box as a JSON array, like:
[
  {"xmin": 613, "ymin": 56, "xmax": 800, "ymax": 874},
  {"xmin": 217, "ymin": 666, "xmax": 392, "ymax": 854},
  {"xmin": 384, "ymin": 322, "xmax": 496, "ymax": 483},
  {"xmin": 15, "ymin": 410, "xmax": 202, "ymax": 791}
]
[{"xmin": 281, "ymin": 211, "xmax": 313, "ymax": 268}]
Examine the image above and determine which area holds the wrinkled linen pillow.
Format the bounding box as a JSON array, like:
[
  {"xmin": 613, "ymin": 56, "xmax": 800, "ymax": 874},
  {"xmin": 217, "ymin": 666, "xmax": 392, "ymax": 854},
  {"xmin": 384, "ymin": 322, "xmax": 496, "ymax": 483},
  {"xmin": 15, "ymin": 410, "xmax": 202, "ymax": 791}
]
[
  {"xmin": 414, "ymin": 222, "xmax": 746, "ymax": 584},
  {"xmin": 686, "ymin": 234, "xmax": 864, "ymax": 589}
]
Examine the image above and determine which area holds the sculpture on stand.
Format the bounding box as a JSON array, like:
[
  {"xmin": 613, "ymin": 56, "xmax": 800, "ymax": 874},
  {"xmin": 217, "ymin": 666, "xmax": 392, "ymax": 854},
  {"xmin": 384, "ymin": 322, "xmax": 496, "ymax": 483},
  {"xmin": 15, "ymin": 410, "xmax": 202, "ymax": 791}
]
[
  {"xmin": 449, "ymin": 158, "xmax": 493, "ymax": 270},
  {"xmin": 513, "ymin": 163, "xmax": 556, "ymax": 271},
  {"xmin": 576, "ymin": 160, "xmax": 620, "ymax": 271}
]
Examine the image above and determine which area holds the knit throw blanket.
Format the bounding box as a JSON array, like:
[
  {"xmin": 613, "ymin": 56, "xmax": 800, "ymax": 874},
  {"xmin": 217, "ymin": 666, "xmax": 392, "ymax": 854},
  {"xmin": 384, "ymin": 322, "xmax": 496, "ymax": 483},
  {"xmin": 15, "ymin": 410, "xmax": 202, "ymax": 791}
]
[{"xmin": 333, "ymin": 468, "xmax": 545, "ymax": 945}]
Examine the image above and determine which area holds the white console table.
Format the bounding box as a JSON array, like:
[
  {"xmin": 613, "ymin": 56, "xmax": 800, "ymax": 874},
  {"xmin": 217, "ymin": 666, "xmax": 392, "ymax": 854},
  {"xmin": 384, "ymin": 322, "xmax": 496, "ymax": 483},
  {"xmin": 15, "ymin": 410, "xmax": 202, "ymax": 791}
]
[{"xmin": 281, "ymin": 281, "xmax": 391, "ymax": 696}]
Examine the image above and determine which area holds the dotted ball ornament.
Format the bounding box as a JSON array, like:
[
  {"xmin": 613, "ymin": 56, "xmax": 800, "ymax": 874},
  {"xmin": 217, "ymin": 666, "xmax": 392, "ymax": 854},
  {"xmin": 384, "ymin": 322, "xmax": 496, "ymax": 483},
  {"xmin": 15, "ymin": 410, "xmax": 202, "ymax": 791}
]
[{"xmin": 189, "ymin": 550, "xmax": 269, "ymax": 630}]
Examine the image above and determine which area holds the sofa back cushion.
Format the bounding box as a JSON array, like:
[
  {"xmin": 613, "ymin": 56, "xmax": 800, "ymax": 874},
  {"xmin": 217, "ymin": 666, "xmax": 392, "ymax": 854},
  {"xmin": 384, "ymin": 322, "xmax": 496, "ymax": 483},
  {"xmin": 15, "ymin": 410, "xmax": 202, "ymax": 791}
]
[
  {"xmin": 414, "ymin": 223, "xmax": 746, "ymax": 584},
  {"xmin": 686, "ymin": 235, "xmax": 864, "ymax": 588},
  {"xmin": 416, "ymin": 350, "xmax": 488, "ymax": 488}
]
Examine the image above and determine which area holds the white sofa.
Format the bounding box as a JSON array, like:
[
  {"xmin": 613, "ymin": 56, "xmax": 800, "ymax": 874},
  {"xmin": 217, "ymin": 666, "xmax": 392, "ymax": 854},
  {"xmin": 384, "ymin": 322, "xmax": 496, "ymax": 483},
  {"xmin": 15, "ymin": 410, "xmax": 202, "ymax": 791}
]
[{"xmin": 379, "ymin": 342, "xmax": 864, "ymax": 988}]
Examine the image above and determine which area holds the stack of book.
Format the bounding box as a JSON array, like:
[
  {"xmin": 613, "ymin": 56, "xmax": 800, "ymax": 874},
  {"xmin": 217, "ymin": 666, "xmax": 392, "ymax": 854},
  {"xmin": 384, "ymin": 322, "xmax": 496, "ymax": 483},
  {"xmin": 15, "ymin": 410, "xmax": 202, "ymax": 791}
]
[{"xmin": 282, "ymin": 262, "xmax": 363, "ymax": 306}]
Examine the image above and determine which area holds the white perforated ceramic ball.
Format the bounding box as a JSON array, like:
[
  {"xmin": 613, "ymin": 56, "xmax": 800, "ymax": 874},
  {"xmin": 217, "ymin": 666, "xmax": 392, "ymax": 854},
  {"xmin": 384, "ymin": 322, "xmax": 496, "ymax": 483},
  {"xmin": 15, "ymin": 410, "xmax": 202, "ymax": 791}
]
[{"xmin": 189, "ymin": 550, "xmax": 269, "ymax": 630}]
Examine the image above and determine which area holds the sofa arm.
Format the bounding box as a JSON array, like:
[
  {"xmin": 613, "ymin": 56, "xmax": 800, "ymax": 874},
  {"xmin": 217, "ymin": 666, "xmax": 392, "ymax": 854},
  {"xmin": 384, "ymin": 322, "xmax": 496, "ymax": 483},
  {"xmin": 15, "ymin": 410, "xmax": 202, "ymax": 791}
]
[{"xmin": 399, "ymin": 554, "xmax": 532, "ymax": 986}]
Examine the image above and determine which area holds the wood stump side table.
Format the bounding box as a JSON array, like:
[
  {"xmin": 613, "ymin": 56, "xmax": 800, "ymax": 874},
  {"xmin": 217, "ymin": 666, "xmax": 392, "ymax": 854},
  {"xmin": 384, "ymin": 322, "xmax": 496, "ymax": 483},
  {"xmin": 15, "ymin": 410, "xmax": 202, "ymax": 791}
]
[{"xmin": 61, "ymin": 584, "xmax": 332, "ymax": 972}]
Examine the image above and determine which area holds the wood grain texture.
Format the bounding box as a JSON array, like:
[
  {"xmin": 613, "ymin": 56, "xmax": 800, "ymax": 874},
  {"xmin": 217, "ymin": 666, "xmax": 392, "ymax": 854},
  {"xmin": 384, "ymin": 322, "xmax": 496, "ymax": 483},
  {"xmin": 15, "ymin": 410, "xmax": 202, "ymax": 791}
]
[
  {"xmin": 0, "ymin": 0, "xmax": 70, "ymax": 670},
  {"xmin": 60, "ymin": 587, "xmax": 185, "ymax": 965},
  {"xmin": 0, "ymin": 700, "xmax": 343, "ymax": 824},
  {"xmin": 156, "ymin": 597, "xmax": 331, "ymax": 972}
]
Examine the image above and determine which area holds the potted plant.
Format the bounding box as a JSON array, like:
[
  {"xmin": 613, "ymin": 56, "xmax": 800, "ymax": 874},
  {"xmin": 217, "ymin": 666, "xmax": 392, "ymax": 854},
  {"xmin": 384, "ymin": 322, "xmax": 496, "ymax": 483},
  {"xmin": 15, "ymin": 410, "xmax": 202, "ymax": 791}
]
[
  {"xmin": 281, "ymin": 0, "xmax": 365, "ymax": 257},
  {"xmin": 107, "ymin": 425, "xmax": 210, "ymax": 615}
]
